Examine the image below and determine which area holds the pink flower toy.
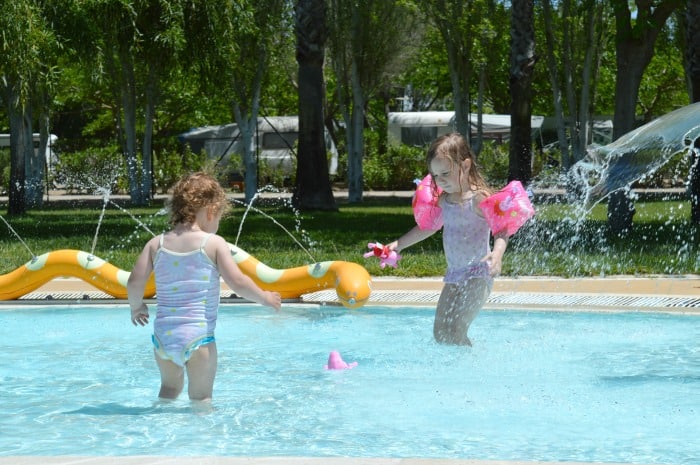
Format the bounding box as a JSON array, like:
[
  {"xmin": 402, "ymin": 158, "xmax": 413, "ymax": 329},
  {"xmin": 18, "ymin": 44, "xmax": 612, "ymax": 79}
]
[
  {"xmin": 478, "ymin": 180, "xmax": 535, "ymax": 236},
  {"xmin": 324, "ymin": 351, "xmax": 357, "ymax": 370},
  {"xmin": 363, "ymin": 242, "xmax": 401, "ymax": 269},
  {"xmin": 412, "ymin": 174, "xmax": 444, "ymax": 230}
]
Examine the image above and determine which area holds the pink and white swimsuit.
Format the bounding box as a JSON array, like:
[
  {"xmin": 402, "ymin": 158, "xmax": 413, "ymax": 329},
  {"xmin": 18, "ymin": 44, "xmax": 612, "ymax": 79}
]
[
  {"xmin": 439, "ymin": 196, "xmax": 493, "ymax": 285},
  {"xmin": 151, "ymin": 233, "xmax": 220, "ymax": 367}
]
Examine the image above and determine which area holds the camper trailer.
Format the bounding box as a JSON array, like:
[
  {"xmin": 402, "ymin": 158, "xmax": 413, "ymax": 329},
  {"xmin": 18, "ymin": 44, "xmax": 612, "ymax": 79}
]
[
  {"xmin": 387, "ymin": 111, "xmax": 544, "ymax": 147},
  {"xmin": 178, "ymin": 116, "xmax": 338, "ymax": 177},
  {"xmin": 0, "ymin": 133, "xmax": 58, "ymax": 170}
]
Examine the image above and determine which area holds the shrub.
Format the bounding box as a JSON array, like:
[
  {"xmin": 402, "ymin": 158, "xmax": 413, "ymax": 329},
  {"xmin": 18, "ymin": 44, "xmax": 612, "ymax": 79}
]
[
  {"xmin": 362, "ymin": 131, "xmax": 426, "ymax": 190},
  {"xmin": 0, "ymin": 149, "xmax": 9, "ymax": 194},
  {"xmin": 477, "ymin": 141, "xmax": 510, "ymax": 186},
  {"xmin": 53, "ymin": 146, "xmax": 127, "ymax": 193},
  {"xmin": 153, "ymin": 145, "xmax": 207, "ymax": 193}
]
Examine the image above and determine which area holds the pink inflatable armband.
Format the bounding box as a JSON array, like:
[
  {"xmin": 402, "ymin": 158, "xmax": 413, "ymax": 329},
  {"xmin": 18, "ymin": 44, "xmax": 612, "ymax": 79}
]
[
  {"xmin": 412, "ymin": 175, "xmax": 443, "ymax": 230},
  {"xmin": 363, "ymin": 242, "xmax": 401, "ymax": 269},
  {"xmin": 478, "ymin": 180, "xmax": 535, "ymax": 236},
  {"xmin": 324, "ymin": 351, "xmax": 357, "ymax": 370}
]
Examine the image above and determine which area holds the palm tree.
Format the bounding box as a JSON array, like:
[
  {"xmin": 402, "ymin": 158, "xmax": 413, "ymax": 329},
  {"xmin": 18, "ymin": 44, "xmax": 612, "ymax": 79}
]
[
  {"xmin": 293, "ymin": 0, "xmax": 337, "ymax": 211},
  {"xmin": 509, "ymin": 0, "xmax": 536, "ymax": 184}
]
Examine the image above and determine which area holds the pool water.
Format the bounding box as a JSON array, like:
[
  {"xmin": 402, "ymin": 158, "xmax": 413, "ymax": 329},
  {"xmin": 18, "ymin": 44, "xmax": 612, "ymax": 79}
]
[{"xmin": 1, "ymin": 304, "xmax": 698, "ymax": 464}]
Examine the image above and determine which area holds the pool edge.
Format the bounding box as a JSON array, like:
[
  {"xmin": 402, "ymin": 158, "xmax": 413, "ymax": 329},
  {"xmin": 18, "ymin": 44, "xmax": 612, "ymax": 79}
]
[{"xmin": 0, "ymin": 456, "xmax": 657, "ymax": 465}]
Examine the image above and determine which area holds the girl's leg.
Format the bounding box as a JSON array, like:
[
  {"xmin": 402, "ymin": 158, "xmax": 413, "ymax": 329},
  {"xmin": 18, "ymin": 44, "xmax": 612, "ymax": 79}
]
[
  {"xmin": 154, "ymin": 351, "xmax": 185, "ymax": 399},
  {"xmin": 434, "ymin": 279, "xmax": 490, "ymax": 345},
  {"xmin": 185, "ymin": 342, "xmax": 218, "ymax": 402}
]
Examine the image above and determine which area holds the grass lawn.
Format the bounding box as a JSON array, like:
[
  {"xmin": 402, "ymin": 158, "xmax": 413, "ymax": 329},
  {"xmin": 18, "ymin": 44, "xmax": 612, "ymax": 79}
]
[{"xmin": 0, "ymin": 196, "xmax": 698, "ymax": 277}]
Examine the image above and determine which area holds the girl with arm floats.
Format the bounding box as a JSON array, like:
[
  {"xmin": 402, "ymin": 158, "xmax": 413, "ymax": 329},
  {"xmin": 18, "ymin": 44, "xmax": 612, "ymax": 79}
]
[{"xmin": 388, "ymin": 133, "xmax": 508, "ymax": 346}]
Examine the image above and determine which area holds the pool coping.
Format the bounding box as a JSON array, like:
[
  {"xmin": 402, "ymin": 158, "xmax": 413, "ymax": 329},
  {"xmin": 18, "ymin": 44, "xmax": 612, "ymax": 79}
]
[
  {"xmin": 7, "ymin": 275, "xmax": 700, "ymax": 314},
  {"xmin": 0, "ymin": 457, "xmax": 651, "ymax": 465}
]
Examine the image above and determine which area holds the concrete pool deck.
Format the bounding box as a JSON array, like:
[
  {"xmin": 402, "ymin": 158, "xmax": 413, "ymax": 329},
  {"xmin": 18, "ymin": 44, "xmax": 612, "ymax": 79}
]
[
  {"xmin": 2, "ymin": 275, "xmax": 696, "ymax": 465},
  {"xmin": 11, "ymin": 274, "xmax": 700, "ymax": 314}
]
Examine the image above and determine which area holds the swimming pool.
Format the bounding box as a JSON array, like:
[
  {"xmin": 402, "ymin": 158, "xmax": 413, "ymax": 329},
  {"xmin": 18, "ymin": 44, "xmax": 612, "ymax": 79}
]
[{"xmin": 1, "ymin": 304, "xmax": 698, "ymax": 464}]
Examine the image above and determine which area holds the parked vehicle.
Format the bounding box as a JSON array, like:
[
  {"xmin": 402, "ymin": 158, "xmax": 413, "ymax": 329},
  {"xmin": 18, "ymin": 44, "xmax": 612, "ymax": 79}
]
[
  {"xmin": 0, "ymin": 133, "xmax": 59, "ymax": 170},
  {"xmin": 387, "ymin": 111, "xmax": 544, "ymax": 147},
  {"xmin": 178, "ymin": 116, "xmax": 338, "ymax": 177}
]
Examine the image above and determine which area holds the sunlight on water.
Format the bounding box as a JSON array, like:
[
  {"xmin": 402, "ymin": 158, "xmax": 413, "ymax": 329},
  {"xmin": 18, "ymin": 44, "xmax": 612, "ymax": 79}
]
[{"xmin": 0, "ymin": 304, "xmax": 698, "ymax": 464}]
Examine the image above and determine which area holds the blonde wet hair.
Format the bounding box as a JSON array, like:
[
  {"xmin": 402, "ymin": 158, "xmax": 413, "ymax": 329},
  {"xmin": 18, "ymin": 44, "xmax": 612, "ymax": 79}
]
[
  {"xmin": 168, "ymin": 171, "xmax": 230, "ymax": 226},
  {"xmin": 427, "ymin": 132, "xmax": 491, "ymax": 197}
]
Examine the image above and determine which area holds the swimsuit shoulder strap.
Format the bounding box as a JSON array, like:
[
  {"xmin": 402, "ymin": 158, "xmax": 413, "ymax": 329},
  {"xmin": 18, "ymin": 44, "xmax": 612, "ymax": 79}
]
[{"xmin": 200, "ymin": 233, "xmax": 214, "ymax": 249}]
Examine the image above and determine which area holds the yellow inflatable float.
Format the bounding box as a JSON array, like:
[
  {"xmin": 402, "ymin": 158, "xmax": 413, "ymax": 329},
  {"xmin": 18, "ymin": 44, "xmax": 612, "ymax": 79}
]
[{"xmin": 0, "ymin": 245, "xmax": 372, "ymax": 309}]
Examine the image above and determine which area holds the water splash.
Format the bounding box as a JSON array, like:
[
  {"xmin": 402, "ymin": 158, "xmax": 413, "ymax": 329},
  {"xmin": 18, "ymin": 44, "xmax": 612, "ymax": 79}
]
[
  {"xmin": 511, "ymin": 102, "xmax": 700, "ymax": 277},
  {"xmin": 572, "ymin": 101, "xmax": 700, "ymax": 208},
  {"xmin": 0, "ymin": 215, "xmax": 34, "ymax": 258},
  {"xmin": 231, "ymin": 187, "xmax": 316, "ymax": 263},
  {"xmin": 91, "ymin": 187, "xmax": 111, "ymax": 255},
  {"xmin": 87, "ymin": 180, "xmax": 156, "ymax": 241},
  {"xmin": 107, "ymin": 200, "xmax": 156, "ymax": 238},
  {"xmin": 234, "ymin": 191, "xmax": 260, "ymax": 246}
]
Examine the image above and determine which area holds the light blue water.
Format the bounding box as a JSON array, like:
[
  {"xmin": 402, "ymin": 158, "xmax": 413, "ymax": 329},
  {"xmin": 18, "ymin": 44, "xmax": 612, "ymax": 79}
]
[{"xmin": 1, "ymin": 304, "xmax": 699, "ymax": 464}]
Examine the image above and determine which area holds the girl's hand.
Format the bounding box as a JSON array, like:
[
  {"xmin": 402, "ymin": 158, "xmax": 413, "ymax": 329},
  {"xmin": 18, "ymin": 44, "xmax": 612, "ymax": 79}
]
[
  {"xmin": 481, "ymin": 252, "xmax": 502, "ymax": 277},
  {"xmin": 264, "ymin": 291, "xmax": 282, "ymax": 312},
  {"xmin": 131, "ymin": 303, "xmax": 150, "ymax": 326}
]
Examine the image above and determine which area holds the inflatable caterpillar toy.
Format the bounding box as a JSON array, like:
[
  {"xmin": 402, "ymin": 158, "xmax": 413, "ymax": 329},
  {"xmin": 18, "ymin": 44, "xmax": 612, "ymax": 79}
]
[{"xmin": 0, "ymin": 245, "xmax": 372, "ymax": 309}]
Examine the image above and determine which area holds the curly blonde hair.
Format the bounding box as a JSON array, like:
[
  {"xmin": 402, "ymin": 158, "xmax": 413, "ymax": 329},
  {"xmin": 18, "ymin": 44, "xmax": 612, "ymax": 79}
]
[{"xmin": 168, "ymin": 172, "xmax": 230, "ymax": 226}]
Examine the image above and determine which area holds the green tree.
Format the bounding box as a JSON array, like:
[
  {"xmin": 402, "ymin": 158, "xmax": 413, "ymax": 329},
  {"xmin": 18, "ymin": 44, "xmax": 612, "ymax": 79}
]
[
  {"xmin": 185, "ymin": 0, "xmax": 290, "ymax": 202},
  {"xmin": 418, "ymin": 0, "xmax": 481, "ymax": 140},
  {"xmin": 133, "ymin": 0, "xmax": 186, "ymax": 201},
  {"xmin": 327, "ymin": 0, "xmax": 416, "ymax": 203},
  {"xmin": 608, "ymin": 0, "xmax": 685, "ymax": 235},
  {"xmin": 0, "ymin": 0, "xmax": 58, "ymax": 214},
  {"xmin": 541, "ymin": 0, "xmax": 612, "ymax": 169},
  {"xmin": 64, "ymin": 0, "xmax": 186, "ymax": 205}
]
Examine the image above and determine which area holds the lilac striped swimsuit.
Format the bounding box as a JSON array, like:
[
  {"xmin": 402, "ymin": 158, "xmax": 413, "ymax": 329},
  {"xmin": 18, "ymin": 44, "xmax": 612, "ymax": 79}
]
[
  {"xmin": 439, "ymin": 196, "xmax": 493, "ymax": 285},
  {"xmin": 151, "ymin": 233, "xmax": 221, "ymax": 367}
]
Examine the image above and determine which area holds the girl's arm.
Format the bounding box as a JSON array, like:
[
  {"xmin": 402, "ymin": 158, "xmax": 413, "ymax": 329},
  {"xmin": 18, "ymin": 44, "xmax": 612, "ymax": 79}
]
[
  {"xmin": 387, "ymin": 225, "xmax": 437, "ymax": 253},
  {"xmin": 482, "ymin": 232, "xmax": 508, "ymax": 277},
  {"xmin": 210, "ymin": 235, "xmax": 282, "ymax": 311},
  {"xmin": 127, "ymin": 237, "xmax": 157, "ymax": 326}
]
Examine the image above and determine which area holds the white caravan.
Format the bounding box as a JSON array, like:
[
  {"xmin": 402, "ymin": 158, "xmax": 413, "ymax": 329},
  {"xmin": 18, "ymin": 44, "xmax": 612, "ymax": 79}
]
[
  {"xmin": 0, "ymin": 133, "xmax": 59, "ymax": 169},
  {"xmin": 179, "ymin": 116, "xmax": 338, "ymax": 176},
  {"xmin": 387, "ymin": 111, "xmax": 544, "ymax": 147}
]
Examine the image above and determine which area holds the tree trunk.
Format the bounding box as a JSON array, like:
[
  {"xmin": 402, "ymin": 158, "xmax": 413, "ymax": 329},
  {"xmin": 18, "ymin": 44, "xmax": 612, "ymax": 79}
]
[
  {"xmin": 473, "ymin": 65, "xmax": 485, "ymax": 156},
  {"xmin": 233, "ymin": 50, "xmax": 265, "ymax": 204},
  {"xmin": 347, "ymin": 62, "xmax": 365, "ymax": 204},
  {"xmin": 141, "ymin": 64, "xmax": 157, "ymax": 203},
  {"xmin": 22, "ymin": 104, "xmax": 43, "ymax": 208},
  {"xmin": 236, "ymin": 113, "xmax": 259, "ymax": 203},
  {"xmin": 608, "ymin": 0, "xmax": 682, "ymax": 235},
  {"xmin": 37, "ymin": 95, "xmax": 51, "ymax": 203},
  {"xmin": 575, "ymin": 1, "xmax": 598, "ymax": 159},
  {"xmin": 447, "ymin": 40, "xmax": 471, "ymax": 142},
  {"xmin": 120, "ymin": 54, "xmax": 144, "ymax": 205},
  {"xmin": 293, "ymin": 0, "xmax": 337, "ymax": 211},
  {"xmin": 509, "ymin": 0, "xmax": 535, "ymax": 184},
  {"xmin": 607, "ymin": 45, "xmax": 647, "ymax": 234},
  {"xmin": 7, "ymin": 90, "xmax": 28, "ymax": 216},
  {"xmin": 541, "ymin": 0, "xmax": 571, "ymax": 169}
]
